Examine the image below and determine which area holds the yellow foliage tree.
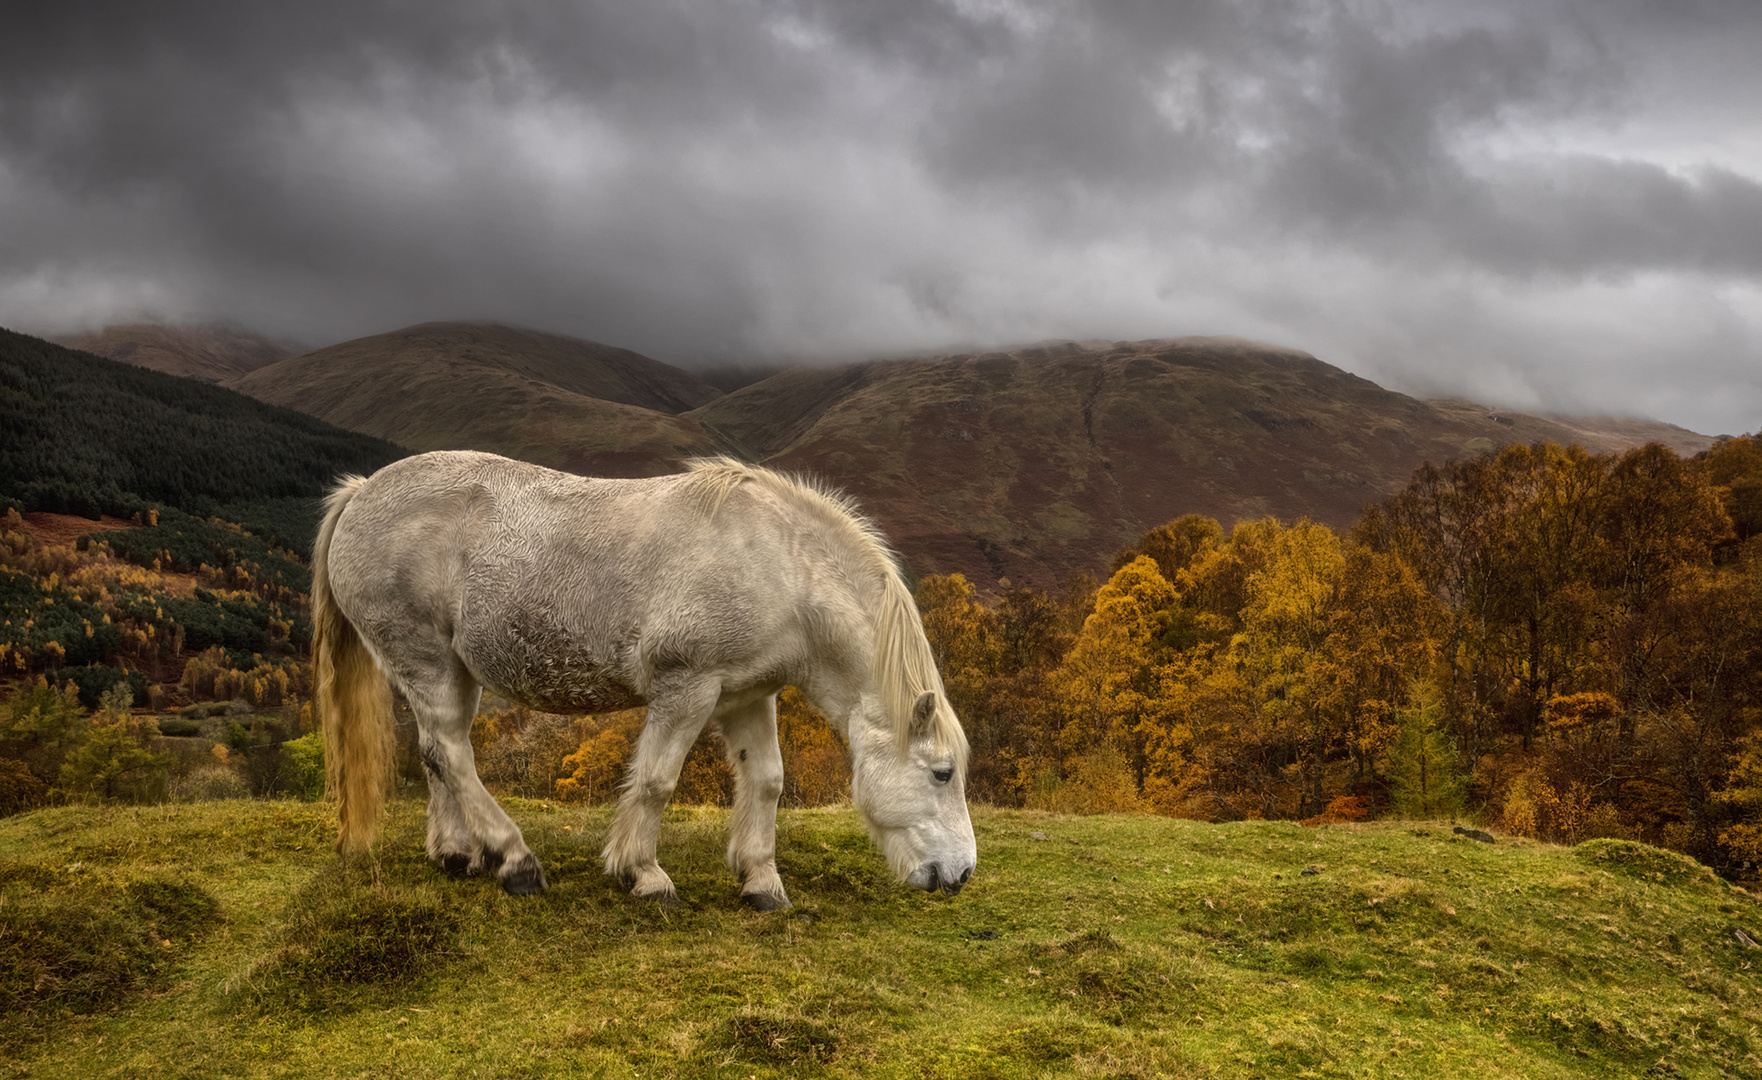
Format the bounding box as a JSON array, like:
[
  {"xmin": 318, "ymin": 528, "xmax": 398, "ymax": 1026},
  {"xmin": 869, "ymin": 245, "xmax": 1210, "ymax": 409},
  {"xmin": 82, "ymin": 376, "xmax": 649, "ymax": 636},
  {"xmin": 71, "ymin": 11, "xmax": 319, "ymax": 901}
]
[
  {"xmin": 1052, "ymin": 555, "xmax": 1176, "ymax": 767},
  {"xmin": 555, "ymin": 726, "xmax": 631, "ymax": 804},
  {"xmin": 1314, "ymin": 545, "xmax": 1446, "ymax": 784}
]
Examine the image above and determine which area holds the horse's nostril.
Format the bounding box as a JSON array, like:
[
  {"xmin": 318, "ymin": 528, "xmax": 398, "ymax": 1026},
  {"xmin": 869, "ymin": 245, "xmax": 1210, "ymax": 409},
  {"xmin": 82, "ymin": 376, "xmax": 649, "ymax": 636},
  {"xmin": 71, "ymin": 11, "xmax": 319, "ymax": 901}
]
[
  {"xmin": 959, "ymin": 867, "xmax": 972, "ymax": 885},
  {"xmin": 926, "ymin": 864, "xmax": 940, "ymax": 891}
]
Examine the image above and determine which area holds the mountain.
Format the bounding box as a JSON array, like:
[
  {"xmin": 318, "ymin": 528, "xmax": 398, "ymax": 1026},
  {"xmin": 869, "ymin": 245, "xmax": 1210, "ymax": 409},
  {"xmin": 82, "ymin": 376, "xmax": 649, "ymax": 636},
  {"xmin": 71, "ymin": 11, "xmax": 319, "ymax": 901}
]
[
  {"xmin": 230, "ymin": 323, "xmax": 726, "ymax": 477},
  {"xmin": 0, "ymin": 327, "xmax": 405, "ymax": 550},
  {"xmin": 220, "ymin": 324, "xmax": 1716, "ymax": 590},
  {"xmin": 55, "ymin": 323, "xmax": 305, "ymax": 383},
  {"xmin": 688, "ymin": 337, "xmax": 1714, "ymax": 589}
]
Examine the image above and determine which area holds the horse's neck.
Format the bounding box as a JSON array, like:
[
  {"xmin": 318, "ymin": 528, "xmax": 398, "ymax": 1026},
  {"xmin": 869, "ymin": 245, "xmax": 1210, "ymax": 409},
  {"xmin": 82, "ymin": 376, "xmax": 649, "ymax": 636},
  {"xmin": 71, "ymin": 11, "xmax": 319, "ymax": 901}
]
[{"xmin": 796, "ymin": 587, "xmax": 885, "ymax": 744}]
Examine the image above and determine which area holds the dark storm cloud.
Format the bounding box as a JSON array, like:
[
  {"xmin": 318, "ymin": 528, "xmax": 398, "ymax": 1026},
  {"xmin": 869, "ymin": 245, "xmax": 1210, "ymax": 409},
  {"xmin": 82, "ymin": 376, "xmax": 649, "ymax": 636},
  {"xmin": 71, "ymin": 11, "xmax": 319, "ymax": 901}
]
[{"xmin": 2, "ymin": 0, "xmax": 1759, "ymax": 432}]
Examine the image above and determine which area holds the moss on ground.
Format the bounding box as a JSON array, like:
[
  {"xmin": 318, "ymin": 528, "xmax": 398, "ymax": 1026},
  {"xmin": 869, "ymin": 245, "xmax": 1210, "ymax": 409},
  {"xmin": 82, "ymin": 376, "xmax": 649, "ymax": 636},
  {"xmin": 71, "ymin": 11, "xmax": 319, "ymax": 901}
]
[{"xmin": 0, "ymin": 800, "xmax": 1758, "ymax": 1078}]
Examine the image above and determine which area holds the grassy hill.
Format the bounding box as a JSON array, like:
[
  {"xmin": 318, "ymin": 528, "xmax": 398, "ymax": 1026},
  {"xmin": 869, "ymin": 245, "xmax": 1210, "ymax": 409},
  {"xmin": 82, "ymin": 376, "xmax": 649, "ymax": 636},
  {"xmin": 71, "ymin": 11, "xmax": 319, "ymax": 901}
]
[
  {"xmin": 231, "ymin": 323, "xmax": 728, "ymax": 478},
  {"xmin": 3, "ymin": 800, "xmax": 1759, "ymax": 1078}
]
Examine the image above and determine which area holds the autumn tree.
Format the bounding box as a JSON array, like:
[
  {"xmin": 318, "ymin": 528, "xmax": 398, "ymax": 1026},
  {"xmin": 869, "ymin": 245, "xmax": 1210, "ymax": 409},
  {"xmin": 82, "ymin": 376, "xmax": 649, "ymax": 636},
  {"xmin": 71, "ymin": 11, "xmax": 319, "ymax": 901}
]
[
  {"xmin": 776, "ymin": 687, "xmax": 847, "ymax": 806},
  {"xmin": 1229, "ymin": 520, "xmax": 1344, "ymax": 815},
  {"xmin": 1702, "ymin": 434, "xmax": 1762, "ymax": 544},
  {"xmin": 555, "ymin": 726, "xmax": 631, "ymax": 804},
  {"xmin": 1051, "ymin": 556, "xmax": 1176, "ymax": 767},
  {"xmin": 1314, "ymin": 545, "xmax": 1446, "ymax": 786},
  {"xmin": 1, "ymin": 676, "xmax": 88, "ymax": 799},
  {"xmin": 1110, "ymin": 514, "xmax": 1223, "ymax": 585},
  {"xmin": 56, "ymin": 685, "xmax": 170, "ymax": 804}
]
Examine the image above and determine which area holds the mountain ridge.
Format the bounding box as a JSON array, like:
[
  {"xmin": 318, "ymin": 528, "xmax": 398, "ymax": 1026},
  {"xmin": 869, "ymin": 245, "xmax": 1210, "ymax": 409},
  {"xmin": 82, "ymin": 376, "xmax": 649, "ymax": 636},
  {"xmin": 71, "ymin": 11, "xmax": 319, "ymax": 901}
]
[
  {"xmin": 229, "ymin": 322, "xmax": 727, "ymax": 478},
  {"xmin": 54, "ymin": 323, "xmax": 306, "ymax": 383},
  {"xmin": 179, "ymin": 321, "xmax": 1717, "ymax": 589}
]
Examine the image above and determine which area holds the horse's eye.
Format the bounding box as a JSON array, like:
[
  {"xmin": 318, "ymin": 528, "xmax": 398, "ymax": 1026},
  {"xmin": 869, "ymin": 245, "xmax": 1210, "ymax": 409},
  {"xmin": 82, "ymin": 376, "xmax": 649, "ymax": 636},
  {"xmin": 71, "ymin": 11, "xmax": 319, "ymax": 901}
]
[{"xmin": 932, "ymin": 767, "xmax": 953, "ymax": 784}]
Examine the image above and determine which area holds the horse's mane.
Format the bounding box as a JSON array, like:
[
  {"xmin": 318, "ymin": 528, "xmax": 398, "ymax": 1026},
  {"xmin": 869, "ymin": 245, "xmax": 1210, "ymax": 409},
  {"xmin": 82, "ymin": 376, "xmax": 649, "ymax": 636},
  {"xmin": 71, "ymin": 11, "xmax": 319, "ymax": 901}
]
[{"xmin": 679, "ymin": 457, "xmax": 969, "ymax": 772}]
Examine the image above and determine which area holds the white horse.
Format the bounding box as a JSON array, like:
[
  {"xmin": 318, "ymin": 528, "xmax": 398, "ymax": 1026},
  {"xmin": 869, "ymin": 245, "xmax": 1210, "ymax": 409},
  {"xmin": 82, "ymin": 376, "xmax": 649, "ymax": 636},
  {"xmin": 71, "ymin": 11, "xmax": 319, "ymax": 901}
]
[{"xmin": 311, "ymin": 450, "xmax": 975, "ymax": 907}]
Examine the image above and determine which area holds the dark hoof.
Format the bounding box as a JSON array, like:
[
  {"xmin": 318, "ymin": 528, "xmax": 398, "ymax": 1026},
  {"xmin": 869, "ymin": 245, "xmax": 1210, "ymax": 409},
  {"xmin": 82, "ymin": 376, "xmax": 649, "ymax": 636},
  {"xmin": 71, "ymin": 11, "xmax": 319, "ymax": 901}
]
[
  {"xmin": 499, "ymin": 856, "xmax": 548, "ymax": 895},
  {"xmin": 437, "ymin": 853, "xmax": 471, "ymax": 878},
  {"xmin": 742, "ymin": 891, "xmax": 791, "ymax": 912},
  {"xmin": 479, "ymin": 849, "xmax": 506, "ymax": 873}
]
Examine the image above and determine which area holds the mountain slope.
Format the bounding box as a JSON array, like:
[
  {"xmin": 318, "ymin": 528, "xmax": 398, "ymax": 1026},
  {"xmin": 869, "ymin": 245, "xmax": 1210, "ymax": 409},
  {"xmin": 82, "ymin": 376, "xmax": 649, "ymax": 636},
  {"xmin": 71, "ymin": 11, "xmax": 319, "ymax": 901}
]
[
  {"xmin": 219, "ymin": 323, "xmax": 1715, "ymax": 590},
  {"xmin": 693, "ymin": 337, "xmax": 1714, "ymax": 589},
  {"xmin": 230, "ymin": 323, "xmax": 725, "ymax": 477},
  {"xmin": 0, "ymin": 327, "xmax": 406, "ymax": 547},
  {"xmin": 54, "ymin": 323, "xmax": 304, "ymax": 383}
]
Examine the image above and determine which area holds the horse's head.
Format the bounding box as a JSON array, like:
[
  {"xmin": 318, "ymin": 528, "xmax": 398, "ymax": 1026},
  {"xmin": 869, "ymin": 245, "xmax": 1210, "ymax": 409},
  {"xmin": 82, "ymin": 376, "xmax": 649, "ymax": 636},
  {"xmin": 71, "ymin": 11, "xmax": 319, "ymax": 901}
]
[{"xmin": 848, "ymin": 690, "xmax": 977, "ymax": 895}]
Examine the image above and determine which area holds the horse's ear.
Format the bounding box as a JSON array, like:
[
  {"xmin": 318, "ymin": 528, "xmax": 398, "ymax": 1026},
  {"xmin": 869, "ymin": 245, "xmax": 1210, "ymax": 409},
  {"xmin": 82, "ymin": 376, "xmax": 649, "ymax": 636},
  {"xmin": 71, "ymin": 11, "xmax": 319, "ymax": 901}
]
[{"xmin": 911, "ymin": 691, "xmax": 937, "ymax": 736}]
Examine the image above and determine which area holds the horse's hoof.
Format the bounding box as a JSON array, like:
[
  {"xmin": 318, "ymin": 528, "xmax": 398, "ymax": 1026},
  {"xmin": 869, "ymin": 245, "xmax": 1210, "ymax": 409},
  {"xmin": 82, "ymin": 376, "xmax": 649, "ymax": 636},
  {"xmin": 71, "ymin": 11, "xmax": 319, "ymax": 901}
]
[
  {"xmin": 500, "ymin": 859, "xmax": 547, "ymax": 895},
  {"xmin": 437, "ymin": 853, "xmax": 471, "ymax": 878},
  {"xmin": 741, "ymin": 891, "xmax": 791, "ymax": 912}
]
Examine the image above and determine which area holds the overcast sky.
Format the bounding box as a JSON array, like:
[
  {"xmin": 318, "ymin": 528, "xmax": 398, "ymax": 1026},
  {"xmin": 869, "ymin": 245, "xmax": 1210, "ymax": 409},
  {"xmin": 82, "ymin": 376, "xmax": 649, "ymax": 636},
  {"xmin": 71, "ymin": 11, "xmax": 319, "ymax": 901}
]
[{"xmin": 3, "ymin": 0, "xmax": 1759, "ymax": 434}]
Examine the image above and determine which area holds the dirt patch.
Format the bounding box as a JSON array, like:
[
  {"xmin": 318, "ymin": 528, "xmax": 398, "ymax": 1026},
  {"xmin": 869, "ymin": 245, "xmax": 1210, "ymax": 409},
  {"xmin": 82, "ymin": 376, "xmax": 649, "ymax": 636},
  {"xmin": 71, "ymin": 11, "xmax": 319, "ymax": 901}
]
[{"xmin": 17, "ymin": 512, "xmax": 139, "ymax": 547}]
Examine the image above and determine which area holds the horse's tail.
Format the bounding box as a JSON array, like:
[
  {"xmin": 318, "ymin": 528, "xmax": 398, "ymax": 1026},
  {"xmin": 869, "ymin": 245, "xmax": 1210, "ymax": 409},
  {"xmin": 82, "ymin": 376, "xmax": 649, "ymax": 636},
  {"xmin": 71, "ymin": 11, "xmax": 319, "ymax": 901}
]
[{"xmin": 312, "ymin": 475, "xmax": 395, "ymax": 854}]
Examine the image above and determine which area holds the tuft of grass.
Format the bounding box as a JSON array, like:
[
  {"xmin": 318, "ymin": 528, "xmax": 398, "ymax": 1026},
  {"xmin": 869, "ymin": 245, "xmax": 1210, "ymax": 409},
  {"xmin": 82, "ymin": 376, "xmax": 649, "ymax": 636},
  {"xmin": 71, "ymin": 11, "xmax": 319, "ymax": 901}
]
[
  {"xmin": 226, "ymin": 865, "xmax": 458, "ymax": 1012},
  {"xmin": 0, "ymin": 864, "xmax": 219, "ymax": 1016},
  {"xmin": 714, "ymin": 1010, "xmax": 841, "ymax": 1066}
]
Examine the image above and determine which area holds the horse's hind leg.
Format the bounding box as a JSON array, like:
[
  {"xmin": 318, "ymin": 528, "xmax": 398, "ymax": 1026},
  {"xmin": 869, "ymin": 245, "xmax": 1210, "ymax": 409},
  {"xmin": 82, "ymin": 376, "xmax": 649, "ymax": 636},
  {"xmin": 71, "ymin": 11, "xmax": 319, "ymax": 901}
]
[
  {"xmin": 405, "ymin": 656, "xmax": 547, "ymax": 894},
  {"xmin": 720, "ymin": 694, "xmax": 789, "ymax": 911},
  {"xmin": 602, "ymin": 675, "xmax": 719, "ymax": 906}
]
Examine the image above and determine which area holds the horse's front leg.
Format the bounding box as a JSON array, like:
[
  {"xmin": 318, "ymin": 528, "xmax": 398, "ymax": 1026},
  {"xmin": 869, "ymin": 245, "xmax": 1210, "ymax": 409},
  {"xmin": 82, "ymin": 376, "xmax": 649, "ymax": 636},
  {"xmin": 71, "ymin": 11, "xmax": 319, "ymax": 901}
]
[
  {"xmin": 720, "ymin": 693, "xmax": 789, "ymax": 911},
  {"xmin": 602, "ymin": 677, "xmax": 719, "ymax": 906}
]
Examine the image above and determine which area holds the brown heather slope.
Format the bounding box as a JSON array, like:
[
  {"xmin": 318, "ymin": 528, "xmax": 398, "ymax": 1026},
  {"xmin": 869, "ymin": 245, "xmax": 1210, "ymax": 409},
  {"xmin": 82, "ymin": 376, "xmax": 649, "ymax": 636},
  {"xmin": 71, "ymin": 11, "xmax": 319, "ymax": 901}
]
[
  {"xmin": 229, "ymin": 322, "xmax": 727, "ymax": 477},
  {"xmin": 691, "ymin": 337, "xmax": 1713, "ymax": 590},
  {"xmin": 56, "ymin": 323, "xmax": 304, "ymax": 383},
  {"xmin": 222, "ymin": 323, "xmax": 1714, "ymax": 590}
]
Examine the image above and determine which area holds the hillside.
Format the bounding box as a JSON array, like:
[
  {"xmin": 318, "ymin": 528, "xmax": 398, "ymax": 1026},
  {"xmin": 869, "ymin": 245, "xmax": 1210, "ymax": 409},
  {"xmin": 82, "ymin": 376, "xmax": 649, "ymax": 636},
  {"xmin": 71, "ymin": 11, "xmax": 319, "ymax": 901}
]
[
  {"xmin": 54, "ymin": 323, "xmax": 304, "ymax": 383},
  {"xmin": 3, "ymin": 801, "xmax": 1758, "ymax": 1077},
  {"xmin": 230, "ymin": 323, "xmax": 727, "ymax": 477},
  {"xmin": 0, "ymin": 327, "xmax": 406, "ymax": 550},
  {"xmin": 693, "ymin": 338, "xmax": 1716, "ymax": 589},
  {"xmin": 217, "ymin": 322, "xmax": 1717, "ymax": 589}
]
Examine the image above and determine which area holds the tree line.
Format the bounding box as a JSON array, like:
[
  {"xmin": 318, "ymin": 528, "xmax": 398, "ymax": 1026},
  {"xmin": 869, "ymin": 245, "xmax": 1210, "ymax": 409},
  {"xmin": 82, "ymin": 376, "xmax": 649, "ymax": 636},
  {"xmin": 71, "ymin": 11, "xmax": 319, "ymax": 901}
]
[{"xmin": 917, "ymin": 436, "xmax": 1762, "ymax": 873}]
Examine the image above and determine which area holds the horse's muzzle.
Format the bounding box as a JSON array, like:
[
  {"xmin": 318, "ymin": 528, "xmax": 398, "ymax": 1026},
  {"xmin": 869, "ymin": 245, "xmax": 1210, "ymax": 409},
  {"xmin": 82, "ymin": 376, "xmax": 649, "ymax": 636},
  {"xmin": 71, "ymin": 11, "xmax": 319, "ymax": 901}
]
[{"xmin": 910, "ymin": 861, "xmax": 974, "ymax": 896}]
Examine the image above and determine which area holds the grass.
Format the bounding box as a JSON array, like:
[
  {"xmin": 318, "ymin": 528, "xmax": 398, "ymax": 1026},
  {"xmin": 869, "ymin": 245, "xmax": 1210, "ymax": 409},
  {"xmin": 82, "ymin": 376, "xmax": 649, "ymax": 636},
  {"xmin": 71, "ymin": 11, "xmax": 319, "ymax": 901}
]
[{"xmin": 2, "ymin": 800, "xmax": 1760, "ymax": 1078}]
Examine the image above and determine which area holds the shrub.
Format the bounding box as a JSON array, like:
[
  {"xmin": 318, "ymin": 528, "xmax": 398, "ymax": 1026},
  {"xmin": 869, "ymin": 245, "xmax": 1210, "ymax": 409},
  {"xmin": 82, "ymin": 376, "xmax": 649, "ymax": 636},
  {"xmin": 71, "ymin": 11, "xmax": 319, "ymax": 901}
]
[
  {"xmin": 1026, "ymin": 742, "xmax": 1146, "ymax": 814},
  {"xmin": 1304, "ymin": 794, "xmax": 1373, "ymax": 826},
  {"xmin": 0, "ymin": 758, "xmax": 46, "ymax": 816},
  {"xmin": 168, "ymin": 764, "xmax": 250, "ymax": 802},
  {"xmin": 280, "ymin": 732, "xmax": 325, "ymax": 801}
]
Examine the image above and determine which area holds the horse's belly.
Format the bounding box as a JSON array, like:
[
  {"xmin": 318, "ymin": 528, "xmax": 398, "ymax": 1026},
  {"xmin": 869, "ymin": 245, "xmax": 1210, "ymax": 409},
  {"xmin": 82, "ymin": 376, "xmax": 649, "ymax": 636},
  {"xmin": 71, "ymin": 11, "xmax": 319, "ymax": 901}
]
[
  {"xmin": 463, "ymin": 608, "xmax": 647, "ymax": 714},
  {"xmin": 510, "ymin": 675, "xmax": 647, "ymax": 716}
]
